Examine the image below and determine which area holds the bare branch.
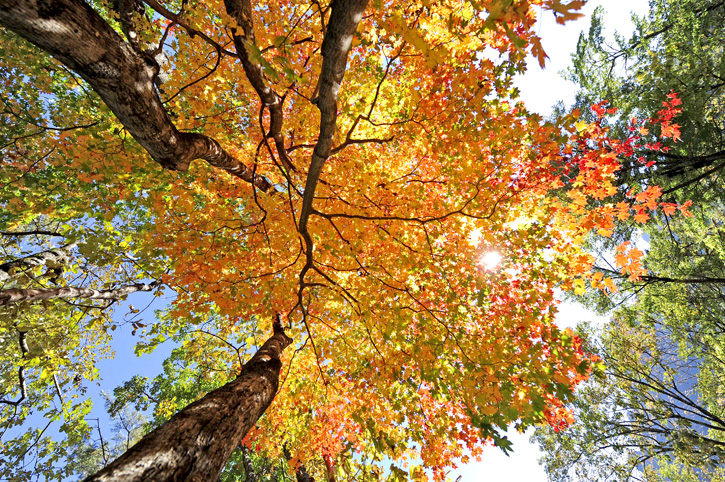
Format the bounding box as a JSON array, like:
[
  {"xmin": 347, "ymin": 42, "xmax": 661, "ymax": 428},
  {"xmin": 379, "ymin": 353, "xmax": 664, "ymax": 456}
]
[
  {"xmin": 0, "ymin": 330, "xmax": 29, "ymax": 406},
  {"xmin": 0, "ymin": 230, "xmax": 64, "ymax": 237},
  {"xmin": 141, "ymin": 0, "xmax": 239, "ymax": 58}
]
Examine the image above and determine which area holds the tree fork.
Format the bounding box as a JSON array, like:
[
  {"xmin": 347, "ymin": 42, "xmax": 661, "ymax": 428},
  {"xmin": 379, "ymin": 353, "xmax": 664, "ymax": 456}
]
[
  {"xmin": 0, "ymin": 0, "xmax": 272, "ymax": 191},
  {"xmin": 84, "ymin": 315, "xmax": 293, "ymax": 482}
]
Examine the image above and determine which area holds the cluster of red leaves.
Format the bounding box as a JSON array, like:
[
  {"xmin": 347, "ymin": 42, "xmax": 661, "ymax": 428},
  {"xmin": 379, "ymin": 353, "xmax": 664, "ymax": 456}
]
[{"xmin": 546, "ymin": 95, "xmax": 685, "ymax": 292}]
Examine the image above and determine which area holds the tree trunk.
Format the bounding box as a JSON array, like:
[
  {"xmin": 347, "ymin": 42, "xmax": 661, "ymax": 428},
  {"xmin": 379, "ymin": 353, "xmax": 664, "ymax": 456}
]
[
  {"xmin": 0, "ymin": 281, "xmax": 159, "ymax": 306},
  {"xmin": 84, "ymin": 317, "xmax": 292, "ymax": 482},
  {"xmin": 239, "ymin": 446, "xmax": 260, "ymax": 482},
  {"xmin": 322, "ymin": 453, "xmax": 336, "ymax": 482},
  {"xmin": 283, "ymin": 445, "xmax": 316, "ymax": 482}
]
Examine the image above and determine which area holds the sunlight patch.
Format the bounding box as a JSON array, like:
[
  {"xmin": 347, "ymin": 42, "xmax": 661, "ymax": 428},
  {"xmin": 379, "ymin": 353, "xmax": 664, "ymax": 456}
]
[{"xmin": 480, "ymin": 251, "xmax": 502, "ymax": 270}]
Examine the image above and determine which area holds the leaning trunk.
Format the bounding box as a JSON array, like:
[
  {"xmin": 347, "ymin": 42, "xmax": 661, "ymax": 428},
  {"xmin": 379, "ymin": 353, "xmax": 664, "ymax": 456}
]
[
  {"xmin": 0, "ymin": 281, "xmax": 159, "ymax": 306},
  {"xmin": 85, "ymin": 318, "xmax": 292, "ymax": 482}
]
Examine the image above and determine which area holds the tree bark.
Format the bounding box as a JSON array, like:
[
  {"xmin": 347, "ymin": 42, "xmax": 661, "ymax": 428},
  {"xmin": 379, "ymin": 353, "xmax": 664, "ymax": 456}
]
[
  {"xmin": 84, "ymin": 317, "xmax": 292, "ymax": 482},
  {"xmin": 239, "ymin": 446, "xmax": 260, "ymax": 482},
  {"xmin": 0, "ymin": 281, "xmax": 159, "ymax": 306},
  {"xmin": 322, "ymin": 453, "xmax": 336, "ymax": 482},
  {"xmin": 0, "ymin": 243, "xmax": 75, "ymax": 282},
  {"xmin": 0, "ymin": 0, "xmax": 271, "ymax": 191},
  {"xmin": 283, "ymin": 445, "xmax": 316, "ymax": 482},
  {"xmin": 294, "ymin": 0, "xmax": 369, "ymax": 297},
  {"xmin": 298, "ymin": 0, "xmax": 371, "ymax": 233},
  {"xmin": 223, "ymin": 0, "xmax": 295, "ymax": 171}
]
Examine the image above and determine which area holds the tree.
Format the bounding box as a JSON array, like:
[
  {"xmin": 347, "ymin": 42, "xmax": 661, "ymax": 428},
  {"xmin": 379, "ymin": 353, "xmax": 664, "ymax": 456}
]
[
  {"xmin": 567, "ymin": 0, "xmax": 725, "ymax": 200},
  {"xmin": 534, "ymin": 193, "xmax": 725, "ymax": 482},
  {"xmin": 70, "ymin": 393, "xmax": 150, "ymax": 479},
  {"xmin": 0, "ymin": 219, "xmax": 166, "ymax": 480},
  {"xmin": 533, "ymin": 2, "xmax": 725, "ymax": 480},
  {"xmin": 534, "ymin": 317, "xmax": 725, "ymax": 482},
  {"xmin": 0, "ymin": 0, "xmax": 682, "ymax": 480}
]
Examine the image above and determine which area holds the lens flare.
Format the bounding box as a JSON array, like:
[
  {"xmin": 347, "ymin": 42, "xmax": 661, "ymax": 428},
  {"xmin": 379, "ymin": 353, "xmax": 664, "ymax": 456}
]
[{"xmin": 480, "ymin": 251, "xmax": 502, "ymax": 270}]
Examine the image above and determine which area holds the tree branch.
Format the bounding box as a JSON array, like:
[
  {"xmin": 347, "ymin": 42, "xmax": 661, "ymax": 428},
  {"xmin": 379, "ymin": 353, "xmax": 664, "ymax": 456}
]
[
  {"xmin": 0, "ymin": 230, "xmax": 64, "ymax": 237},
  {"xmin": 141, "ymin": 0, "xmax": 239, "ymax": 58},
  {"xmin": 297, "ymin": 0, "xmax": 370, "ymax": 234},
  {"xmin": 0, "ymin": 281, "xmax": 160, "ymax": 306},
  {"xmin": 223, "ymin": 0, "xmax": 295, "ymax": 172},
  {"xmin": 0, "ymin": 0, "xmax": 272, "ymax": 191},
  {"xmin": 594, "ymin": 266, "xmax": 725, "ymax": 284},
  {"xmin": 0, "ymin": 330, "xmax": 29, "ymax": 406},
  {"xmin": 290, "ymin": 0, "xmax": 369, "ymax": 319},
  {"xmin": 0, "ymin": 242, "xmax": 76, "ymax": 282}
]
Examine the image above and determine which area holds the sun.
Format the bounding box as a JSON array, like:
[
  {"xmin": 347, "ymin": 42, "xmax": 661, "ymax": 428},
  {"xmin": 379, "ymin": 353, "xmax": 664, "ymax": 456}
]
[{"xmin": 480, "ymin": 251, "xmax": 503, "ymax": 270}]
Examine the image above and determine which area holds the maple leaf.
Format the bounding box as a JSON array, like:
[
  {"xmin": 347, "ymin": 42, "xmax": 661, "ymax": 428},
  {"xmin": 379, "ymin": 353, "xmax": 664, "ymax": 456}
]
[
  {"xmin": 549, "ymin": 0, "xmax": 587, "ymax": 25},
  {"xmin": 680, "ymin": 200, "xmax": 694, "ymax": 217}
]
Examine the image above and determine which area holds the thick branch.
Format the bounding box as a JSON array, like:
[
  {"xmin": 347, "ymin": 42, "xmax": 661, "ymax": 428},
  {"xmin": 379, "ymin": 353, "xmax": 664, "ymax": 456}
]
[
  {"xmin": 111, "ymin": 0, "xmax": 144, "ymax": 52},
  {"xmin": 0, "ymin": 330, "xmax": 29, "ymax": 406},
  {"xmin": 293, "ymin": 0, "xmax": 369, "ymax": 318},
  {"xmin": 662, "ymin": 159, "xmax": 725, "ymax": 195},
  {"xmin": 223, "ymin": 0, "xmax": 295, "ymax": 171},
  {"xmin": 0, "ymin": 281, "xmax": 160, "ymax": 306},
  {"xmin": 239, "ymin": 446, "xmax": 259, "ymax": 482},
  {"xmin": 0, "ymin": 243, "xmax": 75, "ymax": 282},
  {"xmin": 283, "ymin": 445, "xmax": 316, "ymax": 482},
  {"xmin": 0, "ymin": 230, "xmax": 64, "ymax": 237},
  {"xmin": 298, "ymin": 0, "xmax": 370, "ymax": 234},
  {"xmin": 0, "ymin": 0, "xmax": 271, "ymax": 191}
]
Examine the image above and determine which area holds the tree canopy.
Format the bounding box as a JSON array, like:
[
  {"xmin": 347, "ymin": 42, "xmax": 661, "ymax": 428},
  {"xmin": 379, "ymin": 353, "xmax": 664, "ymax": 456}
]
[
  {"xmin": 0, "ymin": 0, "xmax": 686, "ymax": 480},
  {"xmin": 534, "ymin": 1, "xmax": 725, "ymax": 480}
]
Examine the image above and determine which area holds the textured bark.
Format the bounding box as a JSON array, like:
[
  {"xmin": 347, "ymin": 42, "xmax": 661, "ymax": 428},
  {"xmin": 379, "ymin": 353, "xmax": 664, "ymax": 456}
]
[
  {"xmin": 283, "ymin": 445, "xmax": 316, "ymax": 482},
  {"xmin": 239, "ymin": 446, "xmax": 260, "ymax": 482},
  {"xmin": 0, "ymin": 243, "xmax": 75, "ymax": 282},
  {"xmin": 84, "ymin": 318, "xmax": 292, "ymax": 482},
  {"xmin": 295, "ymin": 0, "xmax": 369, "ymax": 297},
  {"xmin": 296, "ymin": 466, "xmax": 316, "ymax": 482},
  {"xmin": 0, "ymin": 0, "xmax": 271, "ymax": 191},
  {"xmin": 0, "ymin": 281, "xmax": 158, "ymax": 306}
]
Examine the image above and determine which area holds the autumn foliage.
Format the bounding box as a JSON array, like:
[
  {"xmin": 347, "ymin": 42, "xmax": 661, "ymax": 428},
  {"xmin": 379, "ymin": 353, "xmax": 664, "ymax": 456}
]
[{"xmin": 0, "ymin": 0, "xmax": 688, "ymax": 479}]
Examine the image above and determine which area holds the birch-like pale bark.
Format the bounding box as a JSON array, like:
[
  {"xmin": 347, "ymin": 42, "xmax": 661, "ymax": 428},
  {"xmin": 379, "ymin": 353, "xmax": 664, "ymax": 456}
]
[
  {"xmin": 0, "ymin": 282, "xmax": 159, "ymax": 306},
  {"xmin": 0, "ymin": 243, "xmax": 75, "ymax": 282}
]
